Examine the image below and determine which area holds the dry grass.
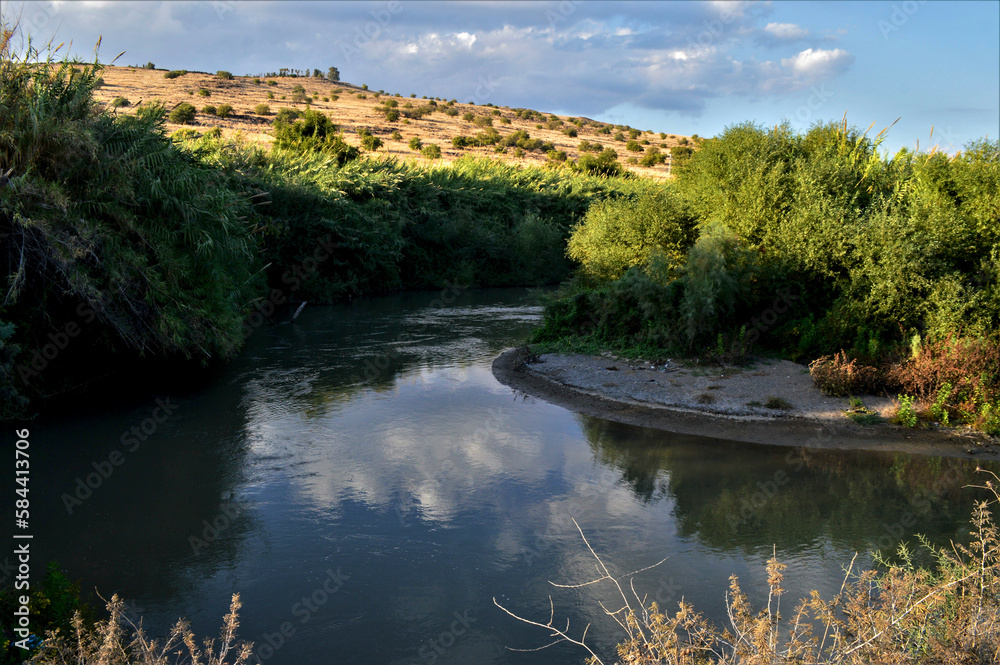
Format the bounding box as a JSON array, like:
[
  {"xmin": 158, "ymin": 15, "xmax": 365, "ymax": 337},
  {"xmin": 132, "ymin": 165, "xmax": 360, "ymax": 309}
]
[
  {"xmin": 27, "ymin": 594, "xmax": 252, "ymax": 665},
  {"xmin": 498, "ymin": 473, "xmax": 1000, "ymax": 664},
  {"xmin": 809, "ymin": 351, "xmax": 882, "ymax": 397},
  {"xmin": 91, "ymin": 66, "xmax": 688, "ymax": 179}
]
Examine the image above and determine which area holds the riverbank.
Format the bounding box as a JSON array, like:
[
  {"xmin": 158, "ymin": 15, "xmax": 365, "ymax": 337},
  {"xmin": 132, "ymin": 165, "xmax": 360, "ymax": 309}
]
[{"xmin": 492, "ymin": 348, "xmax": 1000, "ymax": 459}]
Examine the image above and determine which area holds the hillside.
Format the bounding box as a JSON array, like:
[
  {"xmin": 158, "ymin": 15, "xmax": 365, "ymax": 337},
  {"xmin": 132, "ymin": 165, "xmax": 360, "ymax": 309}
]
[{"xmin": 92, "ymin": 65, "xmax": 693, "ymax": 179}]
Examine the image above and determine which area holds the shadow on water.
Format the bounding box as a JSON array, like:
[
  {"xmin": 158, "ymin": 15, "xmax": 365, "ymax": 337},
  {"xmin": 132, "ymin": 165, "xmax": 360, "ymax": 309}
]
[{"xmin": 580, "ymin": 415, "xmax": 999, "ymax": 559}]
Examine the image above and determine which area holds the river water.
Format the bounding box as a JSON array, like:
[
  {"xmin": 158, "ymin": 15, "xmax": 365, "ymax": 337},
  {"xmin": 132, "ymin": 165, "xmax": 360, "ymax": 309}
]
[{"xmin": 20, "ymin": 288, "xmax": 999, "ymax": 664}]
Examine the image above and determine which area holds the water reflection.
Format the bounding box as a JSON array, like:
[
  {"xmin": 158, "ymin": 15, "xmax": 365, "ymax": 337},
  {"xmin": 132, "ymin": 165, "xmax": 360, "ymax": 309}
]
[
  {"xmin": 16, "ymin": 287, "xmax": 1000, "ymax": 665},
  {"xmin": 582, "ymin": 416, "xmax": 997, "ymax": 557}
]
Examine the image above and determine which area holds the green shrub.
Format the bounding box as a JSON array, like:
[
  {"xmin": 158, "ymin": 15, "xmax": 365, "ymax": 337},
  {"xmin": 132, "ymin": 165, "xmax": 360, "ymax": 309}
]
[
  {"xmin": 216, "ymin": 70, "xmax": 233, "ymax": 80},
  {"xmin": 625, "ymin": 139, "xmax": 642, "ymax": 152},
  {"xmin": 198, "ymin": 88, "xmax": 210, "ymax": 97},
  {"xmin": 421, "ymin": 143, "xmax": 441, "ymax": 159},
  {"xmin": 254, "ymin": 103, "xmax": 270, "ymax": 115},
  {"xmin": 169, "ymin": 102, "xmax": 197, "ymax": 123},
  {"xmin": 291, "ymin": 91, "xmax": 308, "ymax": 104},
  {"xmin": 358, "ymin": 128, "xmax": 383, "ymax": 151},
  {"xmin": 201, "ymin": 104, "xmax": 217, "ymax": 115},
  {"xmin": 567, "ymin": 188, "xmax": 695, "ymax": 282},
  {"xmin": 895, "ymin": 394, "xmax": 919, "ymax": 427},
  {"xmin": 409, "ymin": 137, "xmax": 423, "ymax": 151},
  {"xmin": 267, "ymin": 90, "xmax": 275, "ymax": 99},
  {"xmin": 462, "ymin": 112, "xmax": 475, "ymax": 122},
  {"xmin": 273, "ymin": 108, "xmax": 359, "ymax": 163},
  {"xmin": 385, "ymin": 109, "xmax": 400, "ymax": 122},
  {"xmin": 444, "ymin": 107, "xmax": 459, "ymax": 116},
  {"xmin": 639, "ymin": 147, "xmax": 665, "ymax": 167},
  {"xmin": 110, "ymin": 96, "xmax": 130, "ymax": 108},
  {"xmin": 216, "ymin": 103, "xmax": 233, "ymax": 118},
  {"xmin": 267, "ymin": 79, "xmax": 277, "ymax": 86},
  {"xmin": 163, "ymin": 69, "xmax": 187, "ymax": 79},
  {"xmin": 391, "ymin": 130, "xmax": 402, "ymax": 140},
  {"xmin": 275, "ymin": 107, "xmax": 301, "ymax": 124},
  {"xmin": 575, "ymin": 148, "xmax": 622, "ymax": 177}
]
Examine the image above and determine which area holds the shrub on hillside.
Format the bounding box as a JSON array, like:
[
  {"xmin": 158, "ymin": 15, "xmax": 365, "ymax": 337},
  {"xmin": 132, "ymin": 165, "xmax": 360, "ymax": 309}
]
[
  {"xmin": 358, "ymin": 128, "xmax": 382, "ymax": 151},
  {"xmin": 408, "ymin": 137, "xmax": 423, "ymax": 151},
  {"xmin": 110, "ymin": 96, "xmax": 130, "ymax": 108},
  {"xmin": 254, "ymin": 103, "xmax": 270, "ymax": 115},
  {"xmin": 574, "ymin": 148, "xmax": 622, "ymax": 177},
  {"xmin": 216, "ymin": 103, "xmax": 233, "ymax": 118},
  {"xmin": 273, "ymin": 108, "xmax": 359, "ymax": 163},
  {"xmin": 163, "ymin": 69, "xmax": 187, "ymax": 79},
  {"xmin": 169, "ymin": 102, "xmax": 197, "ymax": 124},
  {"xmin": 421, "ymin": 143, "xmax": 441, "ymax": 159},
  {"xmin": 216, "ymin": 70, "xmax": 233, "ymax": 80},
  {"xmin": 201, "ymin": 104, "xmax": 217, "ymax": 115}
]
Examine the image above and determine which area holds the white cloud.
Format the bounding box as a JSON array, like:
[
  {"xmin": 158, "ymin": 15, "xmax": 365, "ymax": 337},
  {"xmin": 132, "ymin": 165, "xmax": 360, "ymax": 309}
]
[
  {"xmin": 782, "ymin": 47, "xmax": 853, "ymax": 77},
  {"xmin": 763, "ymin": 22, "xmax": 809, "ymax": 40}
]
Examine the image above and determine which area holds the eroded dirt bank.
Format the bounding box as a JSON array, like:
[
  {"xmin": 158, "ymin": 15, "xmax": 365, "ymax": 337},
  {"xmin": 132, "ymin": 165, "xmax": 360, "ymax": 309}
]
[{"xmin": 492, "ymin": 348, "xmax": 999, "ymax": 459}]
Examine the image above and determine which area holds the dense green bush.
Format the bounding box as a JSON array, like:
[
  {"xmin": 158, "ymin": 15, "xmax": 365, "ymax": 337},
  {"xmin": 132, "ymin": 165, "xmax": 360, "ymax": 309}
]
[
  {"xmin": 566, "ymin": 188, "xmax": 695, "ymax": 282},
  {"xmin": 358, "ymin": 128, "xmax": 382, "ymax": 151},
  {"xmin": 0, "ymin": 43, "xmax": 264, "ymax": 409},
  {"xmin": 163, "ymin": 69, "xmax": 186, "ymax": 79},
  {"xmin": 254, "ymin": 103, "xmax": 270, "ymax": 115},
  {"xmin": 216, "ymin": 103, "xmax": 233, "ymax": 118},
  {"xmin": 216, "ymin": 70, "xmax": 233, "ymax": 80},
  {"xmin": 110, "ymin": 96, "xmax": 129, "ymax": 108},
  {"xmin": 273, "ymin": 108, "xmax": 359, "ymax": 162},
  {"xmin": 408, "ymin": 137, "xmax": 423, "ymax": 151},
  {"xmin": 169, "ymin": 102, "xmax": 196, "ymax": 123},
  {"xmin": 200, "ymin": 104, "xmax": 217, "ymax": 115},
  {"xmin": 540, "ymin": 118, "xmax": 1000, "ymax": 391},
  {"xmin": 574, "ymin": 148, "xmax": 623, "ymax": 177},
  {"xmin": 421, "ymin": 143, "xmax": 441, "ymax": 159}
]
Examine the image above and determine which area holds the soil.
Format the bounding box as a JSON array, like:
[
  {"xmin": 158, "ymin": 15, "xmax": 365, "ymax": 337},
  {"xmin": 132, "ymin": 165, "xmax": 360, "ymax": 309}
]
[
  {"xmin": 93, "ymin": 65, "xmax": 684, "ymax": 178},
  {"xmin": 492, "ymin": 348, "xmax": 1000, "ymax": 459}
]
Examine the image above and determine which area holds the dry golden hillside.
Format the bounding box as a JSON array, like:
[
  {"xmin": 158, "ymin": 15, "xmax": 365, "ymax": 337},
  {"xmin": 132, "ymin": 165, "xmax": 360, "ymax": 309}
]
[{"xmin": 93, "ymin": 66, "xmax": 693, "ymax": 179}]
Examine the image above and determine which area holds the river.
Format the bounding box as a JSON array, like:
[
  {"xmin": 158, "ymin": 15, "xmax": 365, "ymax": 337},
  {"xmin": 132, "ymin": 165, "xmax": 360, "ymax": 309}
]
[{"xmin": 19, "ymin": 288, "xmax": 999, "ymax": 664}]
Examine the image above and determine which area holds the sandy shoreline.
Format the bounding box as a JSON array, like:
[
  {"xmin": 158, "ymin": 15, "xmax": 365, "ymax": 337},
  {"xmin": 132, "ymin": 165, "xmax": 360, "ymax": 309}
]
[{"xmin": 492, "ymin": 348, "xmax": 1000, "ymax": 459}]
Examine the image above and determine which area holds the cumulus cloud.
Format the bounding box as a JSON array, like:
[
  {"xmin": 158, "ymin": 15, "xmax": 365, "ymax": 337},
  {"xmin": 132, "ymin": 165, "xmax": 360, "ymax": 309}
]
[
  {"xmin": 782, "ymin": 47, "xmax": 854, "ymax": 78},
  {"xmin": 762, "ymin": 21, "xmax": 809, "ymax": 41},
  {"xmin": 33, "ymin": 0, "xmax": 856, "ymax": 119}
]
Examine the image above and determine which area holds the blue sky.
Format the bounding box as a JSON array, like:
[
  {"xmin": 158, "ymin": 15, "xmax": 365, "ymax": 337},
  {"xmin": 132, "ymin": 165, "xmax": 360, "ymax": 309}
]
[{"xmin": 5, "ymin": 0, "xmax": 998, "ymax": 153}]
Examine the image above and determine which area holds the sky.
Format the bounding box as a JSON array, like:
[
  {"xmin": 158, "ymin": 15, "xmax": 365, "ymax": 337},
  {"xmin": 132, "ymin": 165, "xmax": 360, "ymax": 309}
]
[{"xmin": 3, "ymin": 0, "xmax": 998, "ymax": 154}]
